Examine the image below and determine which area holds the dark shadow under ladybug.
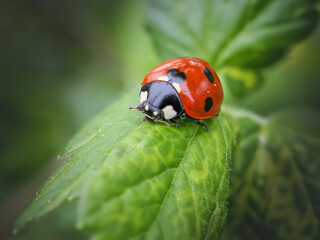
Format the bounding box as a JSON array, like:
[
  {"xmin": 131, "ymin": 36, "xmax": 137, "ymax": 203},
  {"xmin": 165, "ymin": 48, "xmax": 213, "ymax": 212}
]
[{"xmin": 129, "ymin": 81, "xmax": 211, "ymax": 131}]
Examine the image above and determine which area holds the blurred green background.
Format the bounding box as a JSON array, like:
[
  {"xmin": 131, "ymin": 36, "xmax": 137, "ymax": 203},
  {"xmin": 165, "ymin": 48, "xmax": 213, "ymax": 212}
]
[{"xmin": 0, "ymin": 0, "xmax": 319, "ymax": 239}]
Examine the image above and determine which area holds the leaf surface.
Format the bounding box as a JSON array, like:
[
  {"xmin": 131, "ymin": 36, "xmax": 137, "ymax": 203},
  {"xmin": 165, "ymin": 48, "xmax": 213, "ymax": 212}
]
[
  {"xmin": 223, "ymin": 108, "xmax": 320, "ymax": 240},
  {"xmin": 78, "ymin": 110, "xmax": 237, "ymax": 240}
]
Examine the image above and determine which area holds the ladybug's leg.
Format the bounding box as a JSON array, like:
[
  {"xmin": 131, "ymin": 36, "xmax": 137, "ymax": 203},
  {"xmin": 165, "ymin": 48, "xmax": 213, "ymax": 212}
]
[
  {"xmin": 170, "ymin": 119, "xmax": 180, "ymax": 127},
  {"xmin": 156, "ymin": 119, "xmax": 171, "ymax": 127},
  {"xmin": 194, "ymin": 120, "xmax": 209, "ymax": 132},
  {"xmin": 144, "ymin": 115, "xmax": 171, "ymax": 127},
  {"xmin": 144, "ymin": 116, "xmax": 154, "ymax": 123}
]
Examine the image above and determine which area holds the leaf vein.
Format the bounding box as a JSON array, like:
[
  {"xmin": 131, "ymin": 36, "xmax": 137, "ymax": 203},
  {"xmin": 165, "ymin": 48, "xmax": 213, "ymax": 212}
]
[
  {"xmin": 204, "ymin": 118, "xmax": 228, "ymax": 239},
  {"xmin": 145, "ymin": 126, "xmax": 200, "ymax": 239},
  {"xmin": 214, "ymin": 0, "xmax": 276, "ymax": 67}
]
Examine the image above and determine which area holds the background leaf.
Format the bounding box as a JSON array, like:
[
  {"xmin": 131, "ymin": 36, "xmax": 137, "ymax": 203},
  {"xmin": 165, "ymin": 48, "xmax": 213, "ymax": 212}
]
[
  {"xmin": 219, "ymin": 67, "xmax": 262, "ymax": 99},
  {"xmin": 223, "ymin": 108, "xmax": 320, "ymax": 240},
  {"xmin": 146, "ymin": 0, "xmax": 318, "ymax": 97},
  {"xmin": 147, "ymin": 0, "xmax": 318, "ymax": 67}
]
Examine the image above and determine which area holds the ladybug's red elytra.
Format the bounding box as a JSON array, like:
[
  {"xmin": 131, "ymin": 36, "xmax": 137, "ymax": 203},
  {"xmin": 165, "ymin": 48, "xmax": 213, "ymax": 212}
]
[{"xmin": 129, "ymin": 57, "xmax": 223, "ymax": 131}]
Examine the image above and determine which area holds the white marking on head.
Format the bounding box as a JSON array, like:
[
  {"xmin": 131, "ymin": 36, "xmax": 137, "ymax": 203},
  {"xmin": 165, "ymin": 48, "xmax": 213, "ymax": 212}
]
[
  {"xmin": 158, "ymin": 75, "xmax": 169, "ymax": 82},
  {"xmin": 140, "ymin": 91, "xmax": 148, "ymax": 104},
  {"xmin": 153, "ymin": 111, "xmax": 158, "ymax": 116},
  {"xmin": 172, "ymin": 82, "xmax": 181, "ymax": 93},
  {"xmin": 162, "ymin": 105, "xmax": 177, "ymax": 119},
  {"xmin": 145, "ymin": 104, "xmax": 149, "ymax": 111}
]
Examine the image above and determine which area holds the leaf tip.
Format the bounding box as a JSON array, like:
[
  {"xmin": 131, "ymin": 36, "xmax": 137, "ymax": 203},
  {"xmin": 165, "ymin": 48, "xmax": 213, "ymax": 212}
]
[
  {"xmin": 12, "ymin": 228, "xmax": 18, "ymax": 235},
  {"xmin": 12, "ymin": 216, "xmax": 25, "ymax": 236}
]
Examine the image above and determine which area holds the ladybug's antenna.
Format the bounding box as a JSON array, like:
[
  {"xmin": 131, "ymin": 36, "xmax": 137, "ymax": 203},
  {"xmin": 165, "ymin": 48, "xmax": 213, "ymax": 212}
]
[
  {"xmin": 129, "ymin": 106, "xmax": 144, "ymax": 113},
  {"xmin": 155, "ymin": 119, "xmax": 171, "ymax": 127}
]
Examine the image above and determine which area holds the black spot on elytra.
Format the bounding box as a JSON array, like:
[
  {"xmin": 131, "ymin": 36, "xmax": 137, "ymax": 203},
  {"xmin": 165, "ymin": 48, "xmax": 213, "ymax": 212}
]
[
  {"xmin": 204, "ymin": 97, "xmax": 213, "ymax": 112},
  {"xmin": 204, "ymin": 67, "xmax": 214, "ymax": 83},
  {"xmin": 167, "ymin": 68, "xmax": 186, "ymax": 84}
]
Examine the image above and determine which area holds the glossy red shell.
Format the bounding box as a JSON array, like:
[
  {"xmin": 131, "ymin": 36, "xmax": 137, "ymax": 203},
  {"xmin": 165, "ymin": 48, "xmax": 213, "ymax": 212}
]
[{"xmin": 142, "ymin": 57, "xmax": 223, "ymax": 119}]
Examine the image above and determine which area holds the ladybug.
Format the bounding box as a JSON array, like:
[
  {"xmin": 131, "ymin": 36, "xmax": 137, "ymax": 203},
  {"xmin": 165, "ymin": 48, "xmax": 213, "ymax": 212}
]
[{"xmin": 130, "ymin": 57, "xmax": 223, "ymax": 131}]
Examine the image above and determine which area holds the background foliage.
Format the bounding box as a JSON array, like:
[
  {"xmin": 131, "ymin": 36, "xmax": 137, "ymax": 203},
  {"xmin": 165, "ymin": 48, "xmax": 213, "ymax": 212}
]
[{"xmin": 1, "ymin": 0, "xmax": 319, "ymax": 239}]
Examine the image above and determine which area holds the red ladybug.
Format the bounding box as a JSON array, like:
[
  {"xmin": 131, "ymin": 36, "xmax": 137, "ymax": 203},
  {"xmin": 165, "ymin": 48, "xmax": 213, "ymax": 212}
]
[{"xmin": 130, "ymin": 57, "xmax": 223, "ymax": 131}]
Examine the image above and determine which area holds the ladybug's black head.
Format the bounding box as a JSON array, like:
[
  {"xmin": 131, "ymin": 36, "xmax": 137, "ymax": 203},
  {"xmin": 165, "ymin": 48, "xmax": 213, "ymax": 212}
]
[
  {"xmin": 136, "ymin": 102, "xmax": 164, "ymax": 121},
  {"xmin": 130, "ymin": 81, "xmax": 185, "ymax": 126}
]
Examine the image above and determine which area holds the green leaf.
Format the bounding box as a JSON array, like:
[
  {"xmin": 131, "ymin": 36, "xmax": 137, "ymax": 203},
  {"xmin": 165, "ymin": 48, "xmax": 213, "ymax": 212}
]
[
  {"xmin": 223, "ymin": 108, "xmax": 320, "ymax": 240},
  {"xmin": 14, "ymin": 88, "xmax": 144, "ymax": 233},
  {"xmin": 146, "ymin": 0, "xmax": 318, "ymax": 97},
  {"xmin": 14, "ymin": 86, "xmax": 238, "ymax": 240},
  {"xmin": 146, "ymin": 0, "xmax": 318, "ymax": 68},
  {"xmin": 77, "ymin": 110, "xmax": 237, "ymax": 240}
]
